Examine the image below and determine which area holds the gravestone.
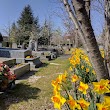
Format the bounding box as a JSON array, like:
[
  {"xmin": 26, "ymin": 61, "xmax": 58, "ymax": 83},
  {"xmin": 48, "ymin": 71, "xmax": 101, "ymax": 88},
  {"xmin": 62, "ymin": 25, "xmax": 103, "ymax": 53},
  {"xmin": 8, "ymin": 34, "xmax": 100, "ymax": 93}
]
[{"xmin": 12, "ymin": 43, "xmax": 17, "ymax": 48}]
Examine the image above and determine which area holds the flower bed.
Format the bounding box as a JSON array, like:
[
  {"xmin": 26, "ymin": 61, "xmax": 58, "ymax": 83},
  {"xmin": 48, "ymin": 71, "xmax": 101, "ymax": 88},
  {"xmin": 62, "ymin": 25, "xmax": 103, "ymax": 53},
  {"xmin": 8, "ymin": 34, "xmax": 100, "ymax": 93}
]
[{"xmin": 51, "ymin": 48, "xmax": 110, "ymax": 110}]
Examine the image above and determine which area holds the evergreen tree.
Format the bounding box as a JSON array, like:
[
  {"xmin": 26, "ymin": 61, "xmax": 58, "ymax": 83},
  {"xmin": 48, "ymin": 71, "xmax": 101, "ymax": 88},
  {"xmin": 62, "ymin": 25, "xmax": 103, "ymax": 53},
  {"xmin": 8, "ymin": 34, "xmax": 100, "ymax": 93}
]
[
  {"xmin": 18, "ymin": 5, "xmax": 34, "ymax": 31},
  {"xmin": 17, "ymin": 5, "xmax": 38, "ymax": 44}
]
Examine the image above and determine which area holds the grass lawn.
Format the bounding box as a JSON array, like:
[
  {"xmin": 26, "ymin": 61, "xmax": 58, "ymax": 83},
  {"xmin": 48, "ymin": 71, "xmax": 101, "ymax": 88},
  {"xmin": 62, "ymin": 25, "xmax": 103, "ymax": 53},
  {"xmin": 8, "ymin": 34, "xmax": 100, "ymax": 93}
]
[{"xmin": 0, "ymin": 56, "xmax": 70, "ymax": 110}]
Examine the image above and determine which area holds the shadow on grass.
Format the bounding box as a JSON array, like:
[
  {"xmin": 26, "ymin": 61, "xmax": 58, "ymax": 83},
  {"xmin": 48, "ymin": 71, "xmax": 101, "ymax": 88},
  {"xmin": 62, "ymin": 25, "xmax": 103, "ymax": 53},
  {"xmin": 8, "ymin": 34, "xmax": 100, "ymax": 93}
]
[
  {"xmin": 40, "ymin": 62, "xmax": 48, "ymax": 68},
  {"xmin": 0, "ymin": 83, "xmax": 41, "ymax": 110}
]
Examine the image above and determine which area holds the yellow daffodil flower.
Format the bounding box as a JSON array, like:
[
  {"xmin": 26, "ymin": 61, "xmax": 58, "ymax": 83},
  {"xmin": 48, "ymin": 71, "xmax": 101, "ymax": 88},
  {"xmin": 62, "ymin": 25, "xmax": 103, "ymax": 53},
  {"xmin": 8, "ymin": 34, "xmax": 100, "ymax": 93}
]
[
  {"xmin": 67, "ymin": 95, "xmax": 79, "ymax": 110},
  {"xmin": 78, "ymin": 82, "xmax": 88, "ymax": 94},
  {"xmin": 61, "ymin": 71, "xmax": 67, "ymax": 82},
  {"xmin": 69, "ymin": 66, "xmax": 73, "ymax": 71},
  {"xmin": 57, "ymin": 72, "xmax": 67, "ymax": 84},
  {"xmin": 51, "ymin": 94, "xmax": 66, "ymax": 110},
  {"xmin": 97, "ymin": 103, "xmax": 110, "ymax": 110},
  {"xmin": 51, "ymin": 79, "xmax": 61, "ymax": 91},
  {"xmin": 77, "ymin": 98, "xmax": 90, "ymax": 110},
  {"xmin": 86, "ymin": 68, "xmax": 89, "ymax": 73},
  {"xmin": 103, "ymin": 96, "xmax": 110, "ymax": 106},
  {"xmin": 71, "ymin": 74, "xmax": 79, "ymax": 83},
  {"xmin": 81, "ymin": 65, "xmax": 84, "ymax": 69},
  {"xmin": 97, "ymin": 96, "xmax": 110, "ymax": 109},
  {"xmin": 93, "ymin": 79, "xmax": 110, "ymax": 94}
]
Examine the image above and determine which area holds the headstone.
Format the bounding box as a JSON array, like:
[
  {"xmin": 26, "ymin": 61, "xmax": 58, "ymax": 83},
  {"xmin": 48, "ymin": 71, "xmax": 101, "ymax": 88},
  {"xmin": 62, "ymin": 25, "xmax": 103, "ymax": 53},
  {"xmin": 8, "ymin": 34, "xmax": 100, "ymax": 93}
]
[{"xmin": 12, "ymin": 43, "xmax": 17, "ymax": 48}]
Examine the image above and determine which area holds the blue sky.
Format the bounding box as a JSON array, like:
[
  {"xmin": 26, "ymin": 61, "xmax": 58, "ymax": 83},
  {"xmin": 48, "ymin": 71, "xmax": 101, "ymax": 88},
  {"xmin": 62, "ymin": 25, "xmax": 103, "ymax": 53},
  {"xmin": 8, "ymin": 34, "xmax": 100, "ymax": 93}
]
[{"xmin": 0, "ymin": 0, "xmax": 104, "ymax": 36}]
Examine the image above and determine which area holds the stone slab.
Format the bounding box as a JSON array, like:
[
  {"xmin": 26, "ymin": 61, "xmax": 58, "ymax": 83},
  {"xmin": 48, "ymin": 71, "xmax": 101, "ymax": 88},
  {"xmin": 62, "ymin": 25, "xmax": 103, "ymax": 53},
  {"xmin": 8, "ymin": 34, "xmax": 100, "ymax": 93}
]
[
  {"xmin": 11, "ymin": 63, "xmax": 30, "ymax": 79},
  {"xmin": 0, "ymin": 48, "xmax": 32, "ymax": 58}
]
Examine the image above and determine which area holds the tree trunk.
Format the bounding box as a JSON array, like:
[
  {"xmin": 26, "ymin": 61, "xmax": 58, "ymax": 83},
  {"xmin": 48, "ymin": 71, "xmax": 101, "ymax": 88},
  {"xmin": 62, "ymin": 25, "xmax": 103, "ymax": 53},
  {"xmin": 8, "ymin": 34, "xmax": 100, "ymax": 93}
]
[
  {"xmin": 104, "ymin": 0, "xmax": 110, "ymax": 76},
  {"xmin": 72, "ymin": 0, "xmax": 109, "ymax": 80}
]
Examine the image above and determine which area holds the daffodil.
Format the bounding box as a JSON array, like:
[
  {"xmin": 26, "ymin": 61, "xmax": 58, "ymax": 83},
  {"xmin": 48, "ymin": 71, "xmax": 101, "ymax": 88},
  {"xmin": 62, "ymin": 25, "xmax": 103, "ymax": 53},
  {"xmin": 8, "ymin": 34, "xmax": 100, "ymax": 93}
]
[
  {"xmin": 97, "ymin": 103, "xmax": 110, "ymax": 110},
  {"xmin": 97, "ymin": 96, "xmax": 110, "ymax": 110},
  {"xmin": 69, "ymin": 66, "xmax": 73, "ymax": 71},
  {"xmin": 71, "ymin": 74, "xmax": 79, "ymax": 82},
  {"xmin": 53, "ymin": 88, "xmax": 60, "ymax": 95},
  {"xmin": 81, "ymin": 65, "xmax": 84, "ymax": 69},
  {"xmin": 93, "ymin": 79, "xmax": 110, "ymax": 94},
  {"xmin": 67, "ymin": 95, "xmax": 79, "ymax": 110},
  {"xmin": 77, "ymin": 98, "xmax": 90, "ymax": 110},
  {"xmin": 56, "ymin": 72, "xmax": 67, "ymax": 84},
  {"xmin": 51, "ymin": 94, "xmax": 66, "ymax": 110},
  {"xmin": 78, "ymin": 82, "xmax": 88, "ymax": 94},
  {"xmin": 103, "ymin": 96, "xmax": 110, "ymax": 106},
  {"xmin": 61, "ymin": 71, "xmax": 67, "ymax": 82},
  {"xmin": 51, "ymin": 78, "xmax": 61, "ymax": 91},
  {"xmin": 86, "ymin": 68, "xmax": 89, "ymax": 73},
  {"xmin": 84, "ymin": 57, "xmax": 89, "ymax": 62}
]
